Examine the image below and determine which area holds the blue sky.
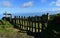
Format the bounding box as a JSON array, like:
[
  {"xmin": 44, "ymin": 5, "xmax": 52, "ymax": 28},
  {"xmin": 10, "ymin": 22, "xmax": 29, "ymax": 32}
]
[{"xmin": 0, "ymin": 0, "xmax": 60, "ymax": 15}]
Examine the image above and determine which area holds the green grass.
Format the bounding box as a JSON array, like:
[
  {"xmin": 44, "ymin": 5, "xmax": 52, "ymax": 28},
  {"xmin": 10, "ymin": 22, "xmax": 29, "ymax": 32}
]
[{"xmin": 0, "ymin": 19, "xmax": 16, "ymax": 35}]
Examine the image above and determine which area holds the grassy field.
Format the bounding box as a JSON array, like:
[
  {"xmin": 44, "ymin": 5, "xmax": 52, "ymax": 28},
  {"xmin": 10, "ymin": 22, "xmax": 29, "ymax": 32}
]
[{"xmin": 0, "ymin": 19, "xmax": 34, "ymax": 38}]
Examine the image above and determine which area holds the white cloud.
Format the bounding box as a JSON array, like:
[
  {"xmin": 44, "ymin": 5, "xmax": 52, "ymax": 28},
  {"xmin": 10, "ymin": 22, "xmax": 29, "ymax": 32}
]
[
  {"xmin": 0, "ymin": 1, "xmax": 12, "ymax": 7},
  {"xmin": 50, "ymin": 1, "xmax": 55, "ymax": 6},
  {"xmin": 56, "ymin": 0, "xmax": 60, "ymax": 6},
  {"xmin": 50, "ymin": 8, "xmax": 60, "ymax": 11},
  {"xmin": 21, "ymin": 1, "xmax": 33, "ymax": 8},
  {"xmin": 50, "ymin": 0, "xmax": 60, "ymax": 7},
  {"xmin": 52, "ymin": 8, "xmax": 58, "ymax": 11}
]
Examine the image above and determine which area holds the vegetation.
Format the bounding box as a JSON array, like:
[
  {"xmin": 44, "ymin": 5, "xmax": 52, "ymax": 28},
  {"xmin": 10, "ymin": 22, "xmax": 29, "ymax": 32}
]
[{"xmin": 0, "ymin": 18, "xmax": 17, "ymax": 37}]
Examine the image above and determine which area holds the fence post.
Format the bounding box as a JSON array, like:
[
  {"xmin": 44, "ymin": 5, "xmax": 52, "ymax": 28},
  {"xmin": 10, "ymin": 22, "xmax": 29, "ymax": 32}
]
[
  {"xmin": 13, "ymin": 19, "xmax": 15, "ymax": 24},
  {"xmin": 29, "ymin": 16, "xmax": 30, "ymax": 31},
  {"xmin": 21, "ymin": 16, "xmax": 23, "ymax": 29},
  {"xmin": 38, "ymin": 22, "xmax": 40, "ymax": 32},
  {"xmin": 16, "ymin": 16, "xmax": 18, "ymax": 25},
  {"xmin": 19, "ymin": 16, "xmax": 21, "ymax": 29},
  {"xmin": 41, "ymin": 17, "xmax": 43, "ymax": 31},
  {"xmin": 32, "ymin": 17, "xmax": 33, "ymax": 32},
  {"xmin": 38, "ymin": 17, "xmax": 40, "ymax": 33},
  {"xmin": 47, "ymin": 13, "xmax": 49, "ymax": 21},
  {"xmin": 10, "ymin": 15, "xmax": 12, "ymax": 22},
  {"xmin": 39, "ymin": 17, "xmax": 42, "ymax": 32},
  {"xmin": 35, "ymin": 17, "xmax": 37, "ymax": 32},
  {"xmin": 18, "ymin": 16, "xmax": 19, "ymax": 25},
  {"xmin": 19, "ymin": 16, "xmax": 20, "ymax": 24},
  {"xmin": 47, "ymin": 13, "xmax": 49, "ymax": 27},
  {"xmin": 27, "ymin": 17, "xmax": 28, "ymax": 31},
  {"xmin": 14, "ymin": 16, "xmax": 16, "ymax": 28},
  {"xmin": 11, "ymin": 18, "xmax": 13, "ymax": 24},
  {"xmin": 41, "ymin": 16, "xmax": 45, "ymax": 32},
  {"xmin": 24, "ymin": 16, "xmax": 25, "ymax": 29}
]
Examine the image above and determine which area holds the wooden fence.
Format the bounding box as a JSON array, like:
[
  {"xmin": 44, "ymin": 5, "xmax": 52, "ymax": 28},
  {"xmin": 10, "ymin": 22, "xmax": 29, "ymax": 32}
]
[{"xmin": 8, "ymin": 14, "xmax": 49, "ymax": 33}]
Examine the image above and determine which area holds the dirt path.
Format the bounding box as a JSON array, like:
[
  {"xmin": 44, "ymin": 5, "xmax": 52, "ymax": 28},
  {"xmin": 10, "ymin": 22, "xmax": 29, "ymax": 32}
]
[{"xmin": 0, "ymin": 27, "xmax": 34, "ymax": 38}]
